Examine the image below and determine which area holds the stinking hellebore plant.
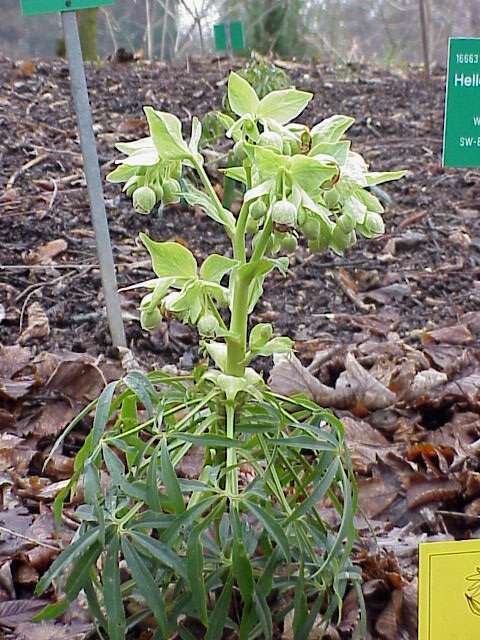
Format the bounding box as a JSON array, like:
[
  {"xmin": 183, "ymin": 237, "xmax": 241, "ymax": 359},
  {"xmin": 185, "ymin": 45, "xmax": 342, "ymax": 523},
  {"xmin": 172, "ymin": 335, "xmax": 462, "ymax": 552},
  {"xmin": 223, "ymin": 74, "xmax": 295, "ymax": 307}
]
[{"xmin": 36, "ymin": 73, "xmax": 405, "ymax": 639}]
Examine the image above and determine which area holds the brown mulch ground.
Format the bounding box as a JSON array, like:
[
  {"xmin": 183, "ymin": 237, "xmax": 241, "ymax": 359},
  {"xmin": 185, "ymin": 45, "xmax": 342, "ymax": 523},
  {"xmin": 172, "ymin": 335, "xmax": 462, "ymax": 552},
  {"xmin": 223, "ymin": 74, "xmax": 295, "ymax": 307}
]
[{"xmin": 1, "ymin": 54, "xmax": 480, "ymax": 639}]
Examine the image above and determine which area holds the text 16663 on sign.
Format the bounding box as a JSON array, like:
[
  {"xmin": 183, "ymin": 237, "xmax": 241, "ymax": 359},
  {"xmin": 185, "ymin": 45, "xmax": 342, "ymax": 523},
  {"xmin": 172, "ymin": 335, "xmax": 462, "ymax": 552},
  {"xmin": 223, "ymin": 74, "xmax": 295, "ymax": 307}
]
[{"xmin": 443, "ymin": 38, "xmax": 480, "ymax": 168}]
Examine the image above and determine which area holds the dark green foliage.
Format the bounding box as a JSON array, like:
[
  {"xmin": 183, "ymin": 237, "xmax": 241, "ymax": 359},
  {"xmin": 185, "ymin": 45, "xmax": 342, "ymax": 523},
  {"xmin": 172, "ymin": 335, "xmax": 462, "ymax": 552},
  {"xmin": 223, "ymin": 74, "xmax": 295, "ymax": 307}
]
[{"xmin": 36, "ymin": 369, "xmax": 365, "ymax": 638}]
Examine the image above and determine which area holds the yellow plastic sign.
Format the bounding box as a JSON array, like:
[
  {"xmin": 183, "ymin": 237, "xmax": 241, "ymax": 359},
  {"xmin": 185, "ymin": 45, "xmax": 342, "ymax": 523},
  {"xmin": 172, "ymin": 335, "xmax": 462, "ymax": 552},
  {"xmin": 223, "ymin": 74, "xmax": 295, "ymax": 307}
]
[{"xmin": 419, "ymin": 539, "xmax": 480, "ymax": 639}]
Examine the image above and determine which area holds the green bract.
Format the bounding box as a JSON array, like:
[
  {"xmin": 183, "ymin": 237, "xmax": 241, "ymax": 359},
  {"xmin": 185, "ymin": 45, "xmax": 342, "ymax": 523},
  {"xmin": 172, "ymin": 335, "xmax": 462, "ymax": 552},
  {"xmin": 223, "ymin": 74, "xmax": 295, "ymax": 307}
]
[{"xmin": 45, "ymin": 71, "xmax": 405, "ymax": 640}]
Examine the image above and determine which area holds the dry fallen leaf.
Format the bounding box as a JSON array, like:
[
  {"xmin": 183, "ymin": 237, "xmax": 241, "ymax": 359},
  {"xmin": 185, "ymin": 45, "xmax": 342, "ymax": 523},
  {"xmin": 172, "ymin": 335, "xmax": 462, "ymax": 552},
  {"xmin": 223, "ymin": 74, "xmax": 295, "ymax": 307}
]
[
  {"xmin": 19, "ymin": 302, "xmax": 50, "ymax": 344},
  {"xmin": 25, "ymin": 239, "xmax": 68, "ymax": 265},
  {"xmin": 422, "ymin": 324, "xmax": 474, "ymax": 346},
  {"xmin": 269, "ymin": 353, "xmax": 396, "ymax": 411}
]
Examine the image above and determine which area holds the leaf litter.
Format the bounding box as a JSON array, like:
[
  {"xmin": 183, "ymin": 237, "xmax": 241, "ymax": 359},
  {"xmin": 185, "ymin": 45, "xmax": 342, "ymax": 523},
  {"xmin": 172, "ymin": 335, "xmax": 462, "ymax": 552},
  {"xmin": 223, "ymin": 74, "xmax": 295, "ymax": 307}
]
[{"xmin": 1, "ymin": 53, "xmax": 480, "ymax": 637}]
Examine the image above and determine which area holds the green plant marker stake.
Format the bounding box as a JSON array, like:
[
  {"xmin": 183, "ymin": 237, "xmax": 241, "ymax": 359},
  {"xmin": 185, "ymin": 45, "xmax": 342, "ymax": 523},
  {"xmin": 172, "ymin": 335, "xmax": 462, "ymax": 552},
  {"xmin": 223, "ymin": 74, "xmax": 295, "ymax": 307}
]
[
  {"xmin": 229, "ymin": 21, "xmax": 245, "ymax": 52},
  {"xmin": 214, "ymin": 23, "xmax": 227, "ymax": 52},
  {"xmin": 214, "ymin": 21, "xmax": 245, "ymax": 56},
  {"xmin": 20, "ymin": 0, "xmax": 112, "ymax": 16},
  {"xmin": 443, "ymin": 37, "xmax": 480, "ymax": 168},
  {"xmin": 20, "ymin": 1, "xmax": 126, "ymax": 348}
]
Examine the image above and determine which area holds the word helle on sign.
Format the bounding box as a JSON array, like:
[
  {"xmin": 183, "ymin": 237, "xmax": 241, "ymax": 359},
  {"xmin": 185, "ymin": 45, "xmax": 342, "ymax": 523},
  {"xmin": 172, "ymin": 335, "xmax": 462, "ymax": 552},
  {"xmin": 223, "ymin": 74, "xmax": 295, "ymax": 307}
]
[{"xmin": 454, "ymin": 73, "xmax": 480, "ymax": 87}]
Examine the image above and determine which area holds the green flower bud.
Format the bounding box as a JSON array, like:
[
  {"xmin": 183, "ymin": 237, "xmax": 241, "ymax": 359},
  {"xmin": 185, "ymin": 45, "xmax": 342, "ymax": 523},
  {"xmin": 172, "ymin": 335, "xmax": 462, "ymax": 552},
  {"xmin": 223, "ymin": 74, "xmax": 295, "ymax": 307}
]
[
  {"xmin": 126, "ymin": 183, "xmax": 137, "ymax": 198},
  {"xmin": 233, "ymin": 140, "xmax": 247, "ymax": 161},
  {"xmin": 133, "ymin": 186, "xmax": 156, "ymax": 215},
  {"xmin": 140, "ymin": 307, "xmax": 162, "ymax": 331},
  {"xmin": 337, "ymin": 212, "xmax": 355, "ymax": 234},
  {"xmin": 169, "ymin": 161, "xmax": 182, "ymax": 180},
  {"xmin": 197, "ymin": 313, "xmax": 219, "ymax": 336},
  {"xmin": 140, "ymin": 293, "xmax": 153, "ymax": 309},
  {"xmin": 324, "ymin": 188, "xmax": 340, "ymax": 209},
  {"xmin": 297, "ymin": 208, "xmax": 307, "ymax": 226},
  {"xmin": 253, "ymin": 324, "xmax": 273, "ymax": 346},
  {"xmin": 308, "ymin": 236, "xmax": 330, "ymax": 254},
  {"xmin": 272, "ymin": 200, "xmax": 297, "ymax": 227},
  {"xmin": 246, "ymin": 217, "xmax": 259, "ymax": 234},
  {"xmin": 281, "ymin": 233, "xmax": 298, "ymax": 253},
  {"xmin": 152, "ymin": 181, "xmax": 164, "ymax": 201},
  {"xmin": 162, "ymin": 178, "xmax": 180, "ymax": 204},
  {"xmin": 364, "ymin": 212, "xmax": 385, "ymax": 236},
  {"xmin": 330, "ymin": 225, "xmax": 354, "ymax": 254},
  {"xmin": 282, "ymin": 140, "xmax": 293, "ymax": 155},
  {"xmin": 301, "ymin": 218, "xmax": 321, "ymax": 241},
  {"xmin": 250, "ymin": 199, "xmax": 268, "ymax": 220},
  {"xmin": 258, "ymin": 131, "xmax": 283, "ymax": 152}
]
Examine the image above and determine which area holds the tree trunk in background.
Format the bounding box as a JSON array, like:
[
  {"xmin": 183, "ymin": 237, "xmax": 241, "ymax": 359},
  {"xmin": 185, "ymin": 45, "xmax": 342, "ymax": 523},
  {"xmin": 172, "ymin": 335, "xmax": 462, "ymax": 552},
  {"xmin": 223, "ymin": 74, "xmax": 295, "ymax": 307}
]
[
  {"xmin": 471, "ymin": 0, "xmax": 480, "ymax": 34},
  {"xmin": 78, "ymin": 9, "xmax": 98, "ymax": 61}
]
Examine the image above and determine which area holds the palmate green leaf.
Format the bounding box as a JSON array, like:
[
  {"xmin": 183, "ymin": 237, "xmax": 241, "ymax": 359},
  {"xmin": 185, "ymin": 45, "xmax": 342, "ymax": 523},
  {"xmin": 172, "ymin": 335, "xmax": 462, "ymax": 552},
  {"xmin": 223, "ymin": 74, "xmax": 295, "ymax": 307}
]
[
  {"xmin": 172, "ymin": 433, "xmax": 242, "ymax": 449},
  {"xmin": 257, "ymin": 89, "xmax": 313, "ymax": 125},
  {"xmin": 92, "ymin": 381, "xmax": 118, "ymax": 448},
  {"xmin": 122, "ymin": 536, "xmax": 168, "ymax": 638},
  {"xmin": 311, "ymin": 115, "xmax": 355, "ymax": 143},
  {"xmin": 140, "ymin": 234, "xmax": 198, "ymax": 280},
  {"xmin": 204, "ymin": 572, "xmax": 233, "ymax": 640},
  {"xmin": 162, "ymin": 496, "xmax": 219, "ymax": 545},
  {"xmin": 256, "ymin": 547, "xmax": 281, "ymax": 597},
  {"xmin": 115, "ymin": 136, "xmax": 154, "ymax": 155},
  {"xmin": 268, "ymin": 435, "xmax": 338, "ymax": 452},
  {"xmin": 187, "ymin": 530, "xmax": 208, "ymax": 625},
  {"xmin": 318, "ymin": 467, "xmax": 355, "ymax": 575},
  {"xmin": 366, "ymin": 169, "xmax": 407, "ymax": 185},
  {"xmin": 161, "ymin": 440, "xmax": 185, "ymax": 514},
  {"xmin": 200, "ymin": 255, "xmax": 238, "ymax": 283},
  {"xmin": 221, "ymin": 166, "xmax": 247, "ymax": 184},
  {"xmin": 104, "ymin": 535, "xmax": 126, "ymax": 640},
  {"xmin": 232, "ymin": 536, "xmax": 255, "ymax": 607},
  {"xmin": 84, "ymin": 462, "xmax": 105, "ymax": 542},
  {"xmin": 181, "ymin": 182, "xmax": 236, "ymax": 229},
  {"xmin": 292, "ymin": 559, "xmax": 308, "ymax": 637},
  {"xmin": 34, "ymin": 541, "xmax": 102, "ymax": 621},
  {"xmin": 129, "ymin": 531, "xmax": 188, "ymax": 581},
  {"xmin": 286, "ymin": 456, "xmax": 340, "ymax": 523},
  {"xmin": 296, "ymin": 591, "xmax": 324, "ymax": 640},
  {"xmin": 290, "ymin": 155, "xmax": 337, "ymax": 193},
  {"xmin": 244, "ymin": 178, "xmax": 274, "ymax": 203},
  {"xmin": 124, "ymin": 370, "xmax": 158, "ymax": 417},
  {"xmin": 254, "ymin": 590, "xmax": 273, "ymax": 640},
  {"xmin": 144, "ymin": 106, "xmax": 192, "ymax": 161},
  {"xmin": 228, "ymin": 72, "xmax": 259, "ymax": 117},
  {"xmin": 36, "ymin": 527, "xmax": 100, "ymax": 595},
  {"xmin": 146, "ymin": 445, "xmax": 162, "ymax": 512},
  {"xmin": 238, "ymin": 604, "xmax": 256, "ymax": 640},
  {"xmin": 106, "ymin": 163, "xmax": 137, "ymax": 184},
  {"xmin": 253, "ymin": 336, "xmax": 294, "ymax": 357},
  {"xmin": 244, "ymin": 502, "xmax": 289, "ymax": 560},
  {"xmin": 254, "ymin": 146, "xmax": 287, "ymax": 180}
]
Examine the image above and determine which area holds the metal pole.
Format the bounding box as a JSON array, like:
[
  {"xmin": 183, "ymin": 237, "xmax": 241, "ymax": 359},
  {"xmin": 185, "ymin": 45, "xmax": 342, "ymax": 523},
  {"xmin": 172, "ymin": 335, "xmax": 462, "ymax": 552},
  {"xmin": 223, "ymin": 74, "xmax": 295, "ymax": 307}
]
[
  {"xmin": 418, "ymin": 0, "xmax": 431, "ymax": 79},
  {"xmin": 61, "ymin": 10, "xmax": 126, "ymax": 348}
]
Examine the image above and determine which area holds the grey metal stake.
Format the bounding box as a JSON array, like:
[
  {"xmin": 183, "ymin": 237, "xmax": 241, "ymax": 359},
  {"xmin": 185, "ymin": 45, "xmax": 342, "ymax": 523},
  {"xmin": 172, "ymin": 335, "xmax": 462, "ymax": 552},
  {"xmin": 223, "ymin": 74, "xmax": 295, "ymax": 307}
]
[{"xmin": 61, "ymin": 10, "xmax": 126, "ymax": 348}]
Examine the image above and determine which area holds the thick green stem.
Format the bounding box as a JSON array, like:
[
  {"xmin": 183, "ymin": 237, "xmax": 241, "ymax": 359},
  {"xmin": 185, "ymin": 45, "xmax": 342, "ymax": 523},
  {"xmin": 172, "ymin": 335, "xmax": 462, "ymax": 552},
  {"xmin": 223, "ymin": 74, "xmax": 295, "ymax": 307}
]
[
  {"xmin": 225, "ymin": 403, "xmax": 238, "ymax": 499},
  {"xmin": 226, "ymin": 269, "xmax": 251, "ymax": 377}
]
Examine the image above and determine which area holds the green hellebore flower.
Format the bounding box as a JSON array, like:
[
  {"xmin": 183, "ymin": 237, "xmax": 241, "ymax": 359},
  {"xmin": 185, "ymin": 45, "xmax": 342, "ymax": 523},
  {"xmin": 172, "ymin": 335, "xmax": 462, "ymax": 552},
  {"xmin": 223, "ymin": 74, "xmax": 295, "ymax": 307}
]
[
  {"xmin": 162, "ymin": 178, "xmax": 181, "ymax": 204},
  {"xmin": 197, "ymin": 313, "xmax": 219, "ymax": 336},
  {"xmin": 133, "ymin": 186, "xmax": 157, "ymax": 215},
  {"xmin": 250, "ymin": 199, "xmax": 268, "ymax": 221},
  {"xmin": 140, "ymin": 307, "xmax": 162, "ymax": 331},
  {"xmin": 271, "ymin": 200, "xmax": 297, "ymax": 227},
  {"xmin": 258, "ymin": 131, "xmax": 283, "ymax": 152},
  {"xmin": 281, "ymin": 233, "xmax": 298, "ymax": 253},
  {"xmin": 301, "ymin": 218, "xmax": 321, "ymax": 241}
]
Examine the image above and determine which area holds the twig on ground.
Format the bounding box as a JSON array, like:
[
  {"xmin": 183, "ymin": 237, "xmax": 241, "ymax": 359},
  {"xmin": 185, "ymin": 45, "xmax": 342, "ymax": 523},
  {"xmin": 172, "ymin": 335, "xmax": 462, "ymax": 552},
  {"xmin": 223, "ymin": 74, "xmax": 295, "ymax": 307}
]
[{"xmin": 6, "ymin": 153, "xmax": 50, "ymax": 189}]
